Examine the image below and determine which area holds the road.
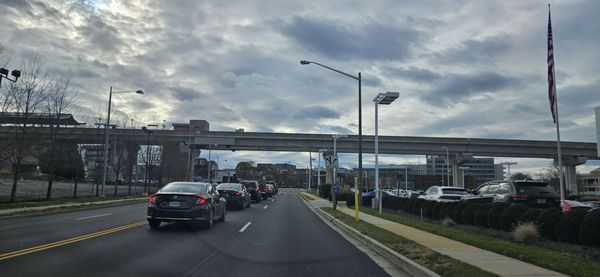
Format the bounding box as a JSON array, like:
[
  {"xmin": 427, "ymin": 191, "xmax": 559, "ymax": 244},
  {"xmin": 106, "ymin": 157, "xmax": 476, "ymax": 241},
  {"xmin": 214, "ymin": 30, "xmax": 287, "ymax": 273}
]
[{"xmin": 0, "ymin": 188, "xmax": 396, "ymax": 276}]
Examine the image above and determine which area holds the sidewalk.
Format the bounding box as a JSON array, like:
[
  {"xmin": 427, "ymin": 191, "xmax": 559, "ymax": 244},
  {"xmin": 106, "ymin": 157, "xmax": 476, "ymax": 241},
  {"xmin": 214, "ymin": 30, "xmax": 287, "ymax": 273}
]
[
  {"xmin": 0, "ymin": 197, "xmax": 147, "ymax": 216},
  {"xmin": 300, "ymin": 192, "xmax": 564, "ymax": 277}
]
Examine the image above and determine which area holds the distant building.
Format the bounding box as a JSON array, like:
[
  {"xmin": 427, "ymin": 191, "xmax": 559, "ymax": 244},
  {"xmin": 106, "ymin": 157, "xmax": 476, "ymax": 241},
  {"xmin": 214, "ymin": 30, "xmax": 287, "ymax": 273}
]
[
  {"xmin": 426, "ymin": 155, "xmax": 499, "ymax": 183},
  {"xmin": 577, "ymin": 167, "xmax": 600, "ymax": 200}
]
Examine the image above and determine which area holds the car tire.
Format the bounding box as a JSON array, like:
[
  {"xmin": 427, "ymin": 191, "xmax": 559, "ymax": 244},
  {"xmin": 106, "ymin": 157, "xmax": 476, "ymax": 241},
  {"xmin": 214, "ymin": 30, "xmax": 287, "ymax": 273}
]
[
  {"xmin": 218, "ymin": 209, "xmax": 226, "ymax": 222},
  {"xmin": 204, "ymin": 211, "xmax": 214, "ymax": 229},
  {"xmin": 148, "ymin": 220, "xmax": 161, "ymax": 229}
]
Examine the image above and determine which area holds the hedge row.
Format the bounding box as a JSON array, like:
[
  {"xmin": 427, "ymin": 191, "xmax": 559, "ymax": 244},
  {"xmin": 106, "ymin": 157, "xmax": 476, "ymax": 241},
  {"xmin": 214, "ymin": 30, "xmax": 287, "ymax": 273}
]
[{"xmin": 377, "ymin": 196, "xmax": 600, "ymax": 247}]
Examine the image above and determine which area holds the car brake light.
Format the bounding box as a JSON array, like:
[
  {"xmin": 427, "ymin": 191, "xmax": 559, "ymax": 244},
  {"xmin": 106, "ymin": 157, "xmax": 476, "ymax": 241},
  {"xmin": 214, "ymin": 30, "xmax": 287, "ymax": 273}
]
[
  {"xmin": 195, "ymin": 197, "xmax": 207, "ymax": 205},
  {"xmin": 149, "ymin": 194, "xmax": 156, "ymax": 204},
  {"xmin": 511, "ymin": 194, "xmax": 528, "ymax": 200},
  {"xmin": 234, "ymin": 191, "xmax": 241, "ymax": 196}
]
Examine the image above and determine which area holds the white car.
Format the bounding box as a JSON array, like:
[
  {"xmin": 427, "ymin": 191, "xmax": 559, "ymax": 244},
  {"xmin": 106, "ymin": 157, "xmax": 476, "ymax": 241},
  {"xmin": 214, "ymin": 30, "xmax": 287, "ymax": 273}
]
[{"xmin": 419, "ymin": 186, "xmax": 468, "ymax": 202}]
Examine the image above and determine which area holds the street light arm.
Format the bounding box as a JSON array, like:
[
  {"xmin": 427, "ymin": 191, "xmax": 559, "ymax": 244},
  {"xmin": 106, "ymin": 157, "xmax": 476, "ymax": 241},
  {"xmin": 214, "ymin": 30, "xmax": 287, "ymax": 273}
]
[{"xmin": 302, "ymin": 61, "xmax": 359, "ymax": 81}]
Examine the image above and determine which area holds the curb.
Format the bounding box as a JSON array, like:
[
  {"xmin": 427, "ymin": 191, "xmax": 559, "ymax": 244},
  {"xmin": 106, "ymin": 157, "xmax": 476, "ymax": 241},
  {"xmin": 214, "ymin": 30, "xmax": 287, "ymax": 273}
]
[{"xmin": 298, "ymin": 193, "xmax": 439, "ymax": 277}]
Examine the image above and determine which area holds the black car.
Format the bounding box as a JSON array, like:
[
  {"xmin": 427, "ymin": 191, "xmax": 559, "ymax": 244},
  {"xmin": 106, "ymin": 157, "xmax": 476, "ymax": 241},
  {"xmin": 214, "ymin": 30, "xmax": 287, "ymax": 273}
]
[
  {"xmin": 241, "ymin": 180, "xmax": 262, "ymax": 203},
  {"xmin": 147, "ymin": 182, "xmax": 226, "ymax": 229},
  {"xmin": 217, "ymin": 183, "xmax": 251, "ymax": 210},
  {"xmin": 465, "ymin": 180, "xmax": 560, "ymax": 208}
]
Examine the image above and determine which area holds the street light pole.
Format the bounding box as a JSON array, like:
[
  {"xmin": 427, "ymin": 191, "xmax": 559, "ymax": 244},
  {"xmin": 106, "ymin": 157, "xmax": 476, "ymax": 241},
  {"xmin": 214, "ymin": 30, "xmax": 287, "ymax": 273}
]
[
  {"xmin": 374, "ymin": 92, "xmax": 399, "ymax": 214},
  {"xmin": 502, "ymin": 162, "xmax": 518, "ymax": 179},
  {"xmin": 301, "ymin": 60, "xmax": 363, "ymax": 200},
  {"xmin": 101, "ymin": 87, "xmax": 143, "ymax": 196},
  {"xmin": 442, "ymin": 147, "xmax": 450, "ymax": 186}
]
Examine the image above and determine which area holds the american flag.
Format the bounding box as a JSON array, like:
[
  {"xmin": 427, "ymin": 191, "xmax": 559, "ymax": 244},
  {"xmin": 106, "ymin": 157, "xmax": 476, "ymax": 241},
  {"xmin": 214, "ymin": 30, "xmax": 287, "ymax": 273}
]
[{"xmin": 547, "ymin": 7, "xmax": 557, "ymax": 124}]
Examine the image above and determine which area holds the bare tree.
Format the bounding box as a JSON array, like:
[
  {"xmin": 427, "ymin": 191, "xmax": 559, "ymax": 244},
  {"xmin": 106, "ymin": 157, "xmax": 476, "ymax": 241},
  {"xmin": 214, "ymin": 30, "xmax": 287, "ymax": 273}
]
[
  {"xmin": 44, "ymin": 74, "xmax": 77, "ymax": 199},
  {"xmin": 4, "ymin": 55, "xmax": 52, "ymax": 202}
]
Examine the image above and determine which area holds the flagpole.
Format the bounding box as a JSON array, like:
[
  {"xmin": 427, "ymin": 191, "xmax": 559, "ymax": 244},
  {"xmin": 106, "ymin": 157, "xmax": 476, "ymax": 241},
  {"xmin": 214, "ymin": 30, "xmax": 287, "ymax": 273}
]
[{"xmin": 548, "ymin": 4, "xmax": 566, "ymax": 204}]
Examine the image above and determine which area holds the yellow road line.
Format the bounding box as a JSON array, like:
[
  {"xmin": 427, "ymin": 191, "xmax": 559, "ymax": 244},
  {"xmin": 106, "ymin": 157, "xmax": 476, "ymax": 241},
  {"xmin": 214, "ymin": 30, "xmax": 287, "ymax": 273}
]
[{"xmin": 0, "ymin": 220, "xmax": 147, "ymax": 261}]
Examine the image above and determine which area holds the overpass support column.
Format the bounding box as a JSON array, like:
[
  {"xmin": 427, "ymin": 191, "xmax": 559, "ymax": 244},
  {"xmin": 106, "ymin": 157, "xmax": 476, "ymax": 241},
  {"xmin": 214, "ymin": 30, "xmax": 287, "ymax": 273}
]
[
  {"xmin": 443, "ymin": 153, "xmax": 471, "ymax": 188},
  {"xmin": 558, "ymin": 157, "xmax": 587, "ymax": 196}
]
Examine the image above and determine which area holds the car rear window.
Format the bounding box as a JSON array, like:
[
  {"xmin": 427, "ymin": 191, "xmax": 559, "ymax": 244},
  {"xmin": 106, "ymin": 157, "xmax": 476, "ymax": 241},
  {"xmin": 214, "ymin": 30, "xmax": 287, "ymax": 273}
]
[
  {"xmin": 241, "ymin": 182, "xmax": 256, "ymax": 189},
  {"xmin": 160, "ymin": 183, "xmax": 207, "ymax": 194},
  {"xmin": 514, "ymin": 182, "xmax": 558, "ymax": 196},
  {"xmin": 442, "ymin": 188, "xmax": 468, "ymax": 195},
  {"xmin": 217, "ymin": 184, "xmax": 242, "ymax": 191}
]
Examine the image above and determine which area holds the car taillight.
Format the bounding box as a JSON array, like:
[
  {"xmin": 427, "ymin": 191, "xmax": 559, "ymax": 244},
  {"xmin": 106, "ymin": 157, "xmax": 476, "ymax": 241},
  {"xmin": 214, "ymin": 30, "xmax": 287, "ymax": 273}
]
[
  {"xmin": 195, "ymin": 197, "xmax": 207, "ymax": 205},
  {"xmin": 149, "ymin": 194, "xmax": 156, "ymax": 204},
  {"xmin": 511, "ymin": 194, "xmax": 528, "ymax": 200},
  {"xmin": 234, "ymin": 191, "xmax": 241, "ymax": 196}
]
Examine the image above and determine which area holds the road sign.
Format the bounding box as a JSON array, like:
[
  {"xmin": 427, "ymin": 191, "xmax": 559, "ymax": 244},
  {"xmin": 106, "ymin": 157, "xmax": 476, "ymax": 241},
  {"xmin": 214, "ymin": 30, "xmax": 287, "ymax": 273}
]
[{"xmin": 324, "ymin": 154, "xmax": 338, "ymax": 168}]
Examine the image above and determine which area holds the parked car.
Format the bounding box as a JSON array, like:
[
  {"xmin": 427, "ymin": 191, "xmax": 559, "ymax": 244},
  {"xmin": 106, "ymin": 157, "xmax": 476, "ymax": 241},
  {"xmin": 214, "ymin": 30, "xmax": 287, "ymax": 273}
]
[
  {"xmin": 240, "ymin": 180, "xmax": 262, "ymax": 203},
  {"xmin": 258, "ymin": 183, "xmax": 269, "ymax": 200},
  {"xmin": 147, "ymin": 182, "xmax": 226, "ymax": 229},
  {"xmin": 464, "ymin": 180, "xmax": 560, "ymax": 208},
  {"xmin": 266, "ymin": 181, "xmax": 278, "ymax": 194},
  {"xmin": 561, "ymin": 200, "xmax": 593, "ymax": 212},
  {"xmin": 363, "ymin": 190, "xmax": 395, "ymax": 198},
  {"xmin": 217, "ymin": 183, "xmax": 251, "ymax": 210},
  {"xmin": 419, "ymin": 186, "xmax": 468, "ymax": 202},
  {"xmin": 266, "ymin": 184, "xmax": 276, "ymax": 197}
]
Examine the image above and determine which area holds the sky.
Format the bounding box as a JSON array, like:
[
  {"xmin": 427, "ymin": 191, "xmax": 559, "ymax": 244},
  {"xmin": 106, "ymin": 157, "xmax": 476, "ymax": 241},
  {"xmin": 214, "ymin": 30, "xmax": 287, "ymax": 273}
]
[{"xmin": 1, "ymin": 0, "xmax": 599, "ymax": 175}]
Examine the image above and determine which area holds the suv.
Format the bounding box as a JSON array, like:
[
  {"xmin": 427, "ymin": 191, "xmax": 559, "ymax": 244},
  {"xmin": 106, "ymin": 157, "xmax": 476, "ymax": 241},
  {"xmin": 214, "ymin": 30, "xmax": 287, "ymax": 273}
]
[
  {"xmin": 465, "ymin": 180, "xmax": 560, "ymax": 208},
  {"xmin": 419, "ymin": 186, "xmax": 468, "ymax": 202},
  {"xmin": 240, "ymin": 180, "xmax": 262, "ymax": 203}
]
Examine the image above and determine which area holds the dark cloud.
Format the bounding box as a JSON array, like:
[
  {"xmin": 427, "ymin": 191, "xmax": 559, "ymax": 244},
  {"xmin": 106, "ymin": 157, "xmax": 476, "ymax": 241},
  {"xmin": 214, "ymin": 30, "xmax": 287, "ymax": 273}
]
[
  {"xmin": 296, "ymin": 106, "xmax": 340, "ymax": 119},
  {"xmin": 434, "ymin": 36, "xmax": 511, "ymax": 64},
  {"xmin": 421, "ymin": 71, "xmax": 524, "ymax": 106},
  {"xmin": 384, "ymin": 66, "xmax": 441, "ymax": 82},
  {"xmin": 171, "ymin": 86, "xmax": 203, "ymax": 102},
  {"xmin": 280, "ymin": 16, "xmax": 422, "ymax": 61}
]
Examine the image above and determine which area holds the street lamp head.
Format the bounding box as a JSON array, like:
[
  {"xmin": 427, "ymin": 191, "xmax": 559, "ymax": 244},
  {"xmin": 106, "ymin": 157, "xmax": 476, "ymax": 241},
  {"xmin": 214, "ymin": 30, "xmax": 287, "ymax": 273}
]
[
  {"xmin": 135, "ymin": 90, "xmax": 144, "ymax": 94},
  {"xmin": 11, "ymin": 70, "xmax": 21, "ymax": 79},
  {"xmin": 374, "ymin": 91, "xmax": 399, "ymax": 105},
  {"xmin": 300, "ymin": 60, "xmax": 310, "ymax": 65}
]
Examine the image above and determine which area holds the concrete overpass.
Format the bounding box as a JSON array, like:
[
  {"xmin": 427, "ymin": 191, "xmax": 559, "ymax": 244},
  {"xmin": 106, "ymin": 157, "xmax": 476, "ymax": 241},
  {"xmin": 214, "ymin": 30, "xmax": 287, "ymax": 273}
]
[{"xmin": 1, "ymin": 126, "xmax": 597, "ymax": 191}]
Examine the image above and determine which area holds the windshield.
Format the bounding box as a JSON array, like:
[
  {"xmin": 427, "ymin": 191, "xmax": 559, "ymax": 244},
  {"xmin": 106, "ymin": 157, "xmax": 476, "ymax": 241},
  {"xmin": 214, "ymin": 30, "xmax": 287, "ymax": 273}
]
[
  {"xmin": 160, "ymin": 183, "xmax": 208, "ymax": 194},
  {"xmin": 442, "ymin": 188, "xmax": 468, "ymax": 195},
  {"xmin": 217, "ymin": 184, "xmax": 242, "ymax": 191}
]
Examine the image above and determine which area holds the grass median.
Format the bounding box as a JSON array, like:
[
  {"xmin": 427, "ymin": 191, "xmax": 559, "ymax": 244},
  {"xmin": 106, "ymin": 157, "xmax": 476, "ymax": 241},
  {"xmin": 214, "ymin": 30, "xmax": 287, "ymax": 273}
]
[
  {"xmin": 360, "ymin": 207, "xmax": 600, "ymax": 277},
  {"xmin": 0, "ymin": 195, "xmax": 146, "ymax": 210},
  {"xmin": 322, "ymin": 207, "xmax": 497, "ymax": 277}
]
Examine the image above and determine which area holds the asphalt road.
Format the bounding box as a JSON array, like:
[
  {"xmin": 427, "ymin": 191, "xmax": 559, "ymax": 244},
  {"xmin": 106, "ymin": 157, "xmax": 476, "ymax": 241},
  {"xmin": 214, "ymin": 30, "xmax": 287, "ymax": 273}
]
[{"xmin": 0, "ymin": 188, "xmax": 393, "ymax": 277}]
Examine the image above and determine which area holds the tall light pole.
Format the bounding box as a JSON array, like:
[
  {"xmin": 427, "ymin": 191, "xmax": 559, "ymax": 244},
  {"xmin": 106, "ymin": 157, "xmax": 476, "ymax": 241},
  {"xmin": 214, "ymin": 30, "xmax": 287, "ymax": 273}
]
[
  {"xmin": 442, "ymin": 147, "xmax": 450, "ymax": 186},
  {"xmin": 459, "ymin": 166, "xmax": 470, "ymax": 188},
  {"xmin": 374, "ymin": 92, "xmax": 399, "ymax": 214},
  {"xmin": 300, "ymin": 60, "xmax": 363, "ymax": 200},
  {"xmin": 333, "ymin": 135, "xmax": 348, "ymax": 186},
  {"xmin": 317, "ymin": 149, "xmax": 327, "ymax": 189},
  {"xmin": 101, "ymin": 87, "xmax": 143, "ymax": 196},
  {"xmin": 502, "ymin": 162, "xmax": 518, "ymax": 179}
]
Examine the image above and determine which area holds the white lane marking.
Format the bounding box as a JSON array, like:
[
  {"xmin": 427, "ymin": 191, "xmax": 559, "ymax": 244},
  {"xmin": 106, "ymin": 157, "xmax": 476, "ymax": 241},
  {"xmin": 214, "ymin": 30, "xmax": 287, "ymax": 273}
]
[
  {"xmin": 76, "ymin": 213, "xmax": 112, "ymax": 220},
  {"xmin": 263, "ymin": 205, "xmax": 268, "ymax": 210},
  {"xmin": 239, "ymin": 222, "xmax": 252, "ymax": 232}
]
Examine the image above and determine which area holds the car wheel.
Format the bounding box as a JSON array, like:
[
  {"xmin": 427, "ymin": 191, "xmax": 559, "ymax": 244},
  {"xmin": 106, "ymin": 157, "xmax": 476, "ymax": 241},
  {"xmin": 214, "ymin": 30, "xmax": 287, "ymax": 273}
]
[
  {"xmin": 204, "ymin": 210, "xmax": 214, "ymax": 229},
  {"xmin": 148, "ymin": 220, "xmax": 161, "ymax": 229},
  {"xmin": 218, "ymin": 208, "xmax": 226, "ymax": 222}
]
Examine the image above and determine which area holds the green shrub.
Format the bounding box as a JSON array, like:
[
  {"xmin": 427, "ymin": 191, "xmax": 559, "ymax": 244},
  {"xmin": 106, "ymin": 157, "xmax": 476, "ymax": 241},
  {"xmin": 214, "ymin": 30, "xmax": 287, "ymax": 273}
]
[
  {"xmin": 488, "ymin": 202, "xmax": 510, "ymax": 230},
  {"xmin": 431, "ymin": 202, "xmax": 443, "ymax": 220},
  {"xmin": 411, "ymin": 199, "xmax": 425, "ymax": 215},
  {"xmin": 345, "ymin": 192, "xmax": 355, "ymax": 207},
  {"xmin": 474, "ymin": 203, "xmax": 493, "ymax": 228},
  {"xmin": 519, "ymin": 208, "xmax": 544, "ymax": 225},
  {"xmin": 362, "ymin": 195, "xmax": 373, "ymax": 206},
  {"xmin": 555, "ymin": 210, "xmax": 587, "ymax": 244},
  {"xmin": 402, "ymin": 198, "xmax": 413, "ymax": 212},
  {"xmin": 440, "ymin": 202, "xmax": 457, "ymax": 221},
  {"xmin": 536, "ymin": 209, "xmax": 563, "ymax": 240},
  {"xmin": 394, "ymin": 198, "xmax": 405, "ymax": 210},
  {"xmin": 499, "ymin": 204, "xmax": 529, "ymax": 231},
  {"xmin": 422, "ymin": 201, "xmax": 435, "ymax": 218},
  {"xmin": 319, "ymin": 184, "xmax": 331, "ymax": 199},
  {"xmin": 461, "ymin": 203, "xmax": 480, "ymax": 225},
  {"xmin": 451, "ymin": 202, "xmax": 470, "ymax": 223},
  {"xmin": 579, "ymin": 209, "xmax": 600, "ymax": 246}
]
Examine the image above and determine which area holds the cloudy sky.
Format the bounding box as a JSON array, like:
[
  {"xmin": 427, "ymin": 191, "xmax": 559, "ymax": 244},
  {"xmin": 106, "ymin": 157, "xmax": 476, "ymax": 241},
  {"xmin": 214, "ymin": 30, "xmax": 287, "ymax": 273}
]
[{"xmin": 1, "ymin": 0, "xmax": 599, "ymax": 175}]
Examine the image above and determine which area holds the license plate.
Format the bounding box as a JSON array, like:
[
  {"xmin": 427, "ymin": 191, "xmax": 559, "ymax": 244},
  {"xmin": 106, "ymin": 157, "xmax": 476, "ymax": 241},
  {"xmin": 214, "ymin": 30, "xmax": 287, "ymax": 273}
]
[
  {"xmin": 169, "ymin": 201, "xmax": 181, "ymax": 208},
  {"xmin": 537, "ymin": 199, "xmax": 546, "ymax": 204}
]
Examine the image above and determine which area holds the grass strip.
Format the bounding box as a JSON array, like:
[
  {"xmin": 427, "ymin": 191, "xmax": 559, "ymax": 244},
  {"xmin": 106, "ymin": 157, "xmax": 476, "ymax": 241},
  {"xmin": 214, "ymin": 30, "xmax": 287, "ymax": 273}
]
[
  {"xmin": 322, "ymin": 207, "xmax": 497, "ymax": 277},
  {"xmin": 360, "ymin": 207, "xmax": 600, "ymax": 277},
  {"xmin": 0, "ymin": 199, "xmax": 147, "ymax": 218},
  {"xmin": 0, "ymin": 195, "xmax": 144, "ymax": 210}
]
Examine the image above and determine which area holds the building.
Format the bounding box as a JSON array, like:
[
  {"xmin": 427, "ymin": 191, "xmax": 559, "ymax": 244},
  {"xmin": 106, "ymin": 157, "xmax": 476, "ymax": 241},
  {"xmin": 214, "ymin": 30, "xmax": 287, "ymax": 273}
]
[
  {"xmin": 426, "ymin": 155, "xmax": 500, "ymax": 184},
  {"xmin": 577, "ymin": 167, "xmax": 600, "ymax": 200}
]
